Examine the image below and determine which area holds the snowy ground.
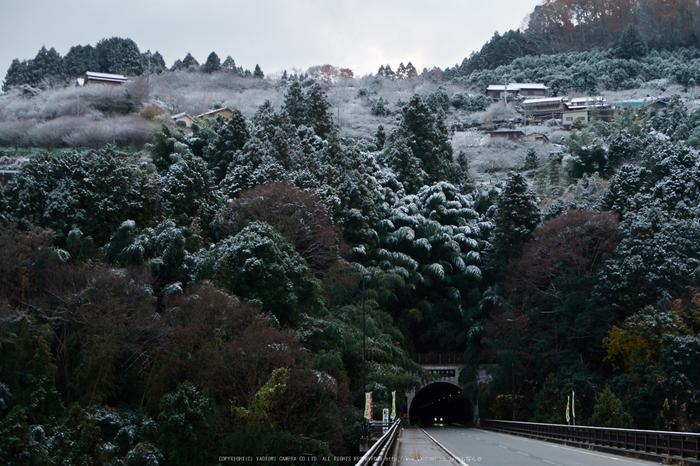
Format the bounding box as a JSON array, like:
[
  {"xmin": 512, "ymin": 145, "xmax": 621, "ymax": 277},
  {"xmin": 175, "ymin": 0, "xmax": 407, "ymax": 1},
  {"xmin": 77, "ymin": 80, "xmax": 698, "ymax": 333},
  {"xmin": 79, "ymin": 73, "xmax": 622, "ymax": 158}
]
[{"xmin": 1, "ymin": 73, "xmax": 698, "ymax": 183}]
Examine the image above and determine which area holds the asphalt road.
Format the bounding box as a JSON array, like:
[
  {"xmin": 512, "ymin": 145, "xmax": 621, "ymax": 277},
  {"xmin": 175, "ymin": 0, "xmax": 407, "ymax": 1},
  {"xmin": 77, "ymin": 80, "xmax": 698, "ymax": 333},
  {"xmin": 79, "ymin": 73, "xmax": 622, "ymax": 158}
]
[{"xmin": 423, "ymin": 426, "xmax": 662, "ymax": 466}]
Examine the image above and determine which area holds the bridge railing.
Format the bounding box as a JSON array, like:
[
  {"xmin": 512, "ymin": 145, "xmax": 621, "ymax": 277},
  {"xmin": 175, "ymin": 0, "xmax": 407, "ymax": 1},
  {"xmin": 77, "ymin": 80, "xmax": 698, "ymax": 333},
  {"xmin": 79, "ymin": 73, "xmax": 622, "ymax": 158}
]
[
  {"xmin": 355, "ymin": 420, "xmax": 401, "ymax": 466},
  {"xmin": 481, "ymin": 419, "xmax": 700, "ymax": 461}
]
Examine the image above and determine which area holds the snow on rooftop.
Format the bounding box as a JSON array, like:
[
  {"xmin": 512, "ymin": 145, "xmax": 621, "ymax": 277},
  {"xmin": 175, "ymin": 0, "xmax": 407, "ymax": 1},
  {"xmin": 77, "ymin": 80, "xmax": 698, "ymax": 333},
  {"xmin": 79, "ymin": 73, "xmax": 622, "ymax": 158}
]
[
  {"xmin": 570, "ymin": 96, "xmax": 607, "ymax": 104},
  {"xmin": 486, "ymin": 83, "xmax": 549, "ymax": 91},
  {"xmin": 522, "ymin": 97, "xmax": 568, "ymax": 104},
  {"xmin": 85, "ymin": 71, "xmax": 128, "ymax": 81}
]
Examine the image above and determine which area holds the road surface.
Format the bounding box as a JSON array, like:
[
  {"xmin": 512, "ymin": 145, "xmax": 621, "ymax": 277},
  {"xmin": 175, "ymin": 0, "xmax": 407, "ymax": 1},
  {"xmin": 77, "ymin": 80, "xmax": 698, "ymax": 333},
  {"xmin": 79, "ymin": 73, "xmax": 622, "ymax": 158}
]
[{"xmin": 422, "ymin": 426, "xmax": 662, "ymax": 466}]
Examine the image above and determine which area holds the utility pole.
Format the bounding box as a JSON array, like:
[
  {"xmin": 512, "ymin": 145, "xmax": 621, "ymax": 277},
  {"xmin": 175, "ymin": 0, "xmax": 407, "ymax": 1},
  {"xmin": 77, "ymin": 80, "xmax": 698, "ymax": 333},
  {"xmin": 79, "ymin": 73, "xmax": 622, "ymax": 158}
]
[
  {"xmin": 361, "ymin": 272, "xmax": 372, "ymax": 445},
  {"xmin": 506, "ymin": 318, "xmax": 515, "ymax": 421},
  {"xmin": 147, "ymin": 50, "xmax": 151, "ymax": 98}
]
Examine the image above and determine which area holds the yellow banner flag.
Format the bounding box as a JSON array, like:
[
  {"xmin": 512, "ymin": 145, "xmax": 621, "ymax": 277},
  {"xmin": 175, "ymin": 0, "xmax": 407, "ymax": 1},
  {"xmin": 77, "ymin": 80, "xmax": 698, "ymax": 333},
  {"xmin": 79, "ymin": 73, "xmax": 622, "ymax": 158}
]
[
  {"xmin": 364, "ymin": 392, "xmax": 372, "ymax": 421},
  {"xmin": 391, "ymin": 391, "xmax": 396, "ymax": 421},
  {"xmin": 566, "ymin": 395, "xmax": 570, "ymax": 424}
]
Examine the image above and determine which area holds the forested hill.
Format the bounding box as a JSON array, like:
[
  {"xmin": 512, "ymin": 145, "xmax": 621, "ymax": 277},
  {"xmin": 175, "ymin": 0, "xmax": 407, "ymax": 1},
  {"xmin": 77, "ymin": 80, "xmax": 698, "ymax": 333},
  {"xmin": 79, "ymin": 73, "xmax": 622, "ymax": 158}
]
[
  {"xmin": 1, "ymin": 1, "xmax": 700, "ymax": 465},
  {"xmin": 447, "ymin": 0, "xmax": 700, "ymax": 78}
]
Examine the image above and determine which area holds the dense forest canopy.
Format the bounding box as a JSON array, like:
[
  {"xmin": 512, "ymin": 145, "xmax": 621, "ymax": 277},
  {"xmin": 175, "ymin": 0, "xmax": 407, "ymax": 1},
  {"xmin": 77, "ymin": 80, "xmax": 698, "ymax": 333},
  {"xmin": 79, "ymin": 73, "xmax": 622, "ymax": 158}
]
[{"xmin": 2, "ymin": 1, "xmax": 700, "ymax": 464}]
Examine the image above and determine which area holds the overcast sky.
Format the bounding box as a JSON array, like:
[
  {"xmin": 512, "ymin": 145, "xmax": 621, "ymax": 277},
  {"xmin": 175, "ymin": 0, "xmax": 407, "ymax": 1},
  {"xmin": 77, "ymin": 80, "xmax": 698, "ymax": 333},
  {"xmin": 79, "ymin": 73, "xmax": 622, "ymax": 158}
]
[{"xmin": 0, "ymin": 0, "xmax": 541, "ymax": 80}]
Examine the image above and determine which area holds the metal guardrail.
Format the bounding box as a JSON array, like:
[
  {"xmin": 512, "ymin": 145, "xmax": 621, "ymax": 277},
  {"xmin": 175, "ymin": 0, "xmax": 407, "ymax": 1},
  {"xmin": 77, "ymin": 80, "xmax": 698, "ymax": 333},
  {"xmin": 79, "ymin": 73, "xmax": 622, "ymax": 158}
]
[
  {"xmin": 482, "ymin": 419, "xmax": 700, "ymax": 461},
  {"xmin": 355, "ymin": 420, "xmax": 401, "ymax": 466}
]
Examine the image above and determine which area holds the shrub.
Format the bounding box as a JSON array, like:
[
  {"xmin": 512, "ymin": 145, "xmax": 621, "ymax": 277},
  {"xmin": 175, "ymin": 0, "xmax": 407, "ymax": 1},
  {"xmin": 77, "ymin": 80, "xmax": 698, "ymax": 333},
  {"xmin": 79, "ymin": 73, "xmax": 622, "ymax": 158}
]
[{"xmin": 140, "ymin": 104, "xmax": 166, "ymax": 120}]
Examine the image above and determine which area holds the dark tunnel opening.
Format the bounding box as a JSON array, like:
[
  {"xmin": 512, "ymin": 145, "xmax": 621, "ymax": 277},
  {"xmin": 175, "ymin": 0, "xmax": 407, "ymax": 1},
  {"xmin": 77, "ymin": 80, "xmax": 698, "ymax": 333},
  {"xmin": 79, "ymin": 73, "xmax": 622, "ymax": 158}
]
[{"xmin": 409, "ymin": 382, "xmax": 473, "ymax": 426}]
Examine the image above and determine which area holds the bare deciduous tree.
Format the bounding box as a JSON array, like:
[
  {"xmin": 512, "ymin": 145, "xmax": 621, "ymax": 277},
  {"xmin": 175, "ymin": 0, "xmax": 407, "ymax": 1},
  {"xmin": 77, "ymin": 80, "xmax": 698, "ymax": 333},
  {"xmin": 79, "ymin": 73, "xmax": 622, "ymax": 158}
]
[{"xmin": 222, "ymin": 181, "xmax": 343, "ymax": 275}]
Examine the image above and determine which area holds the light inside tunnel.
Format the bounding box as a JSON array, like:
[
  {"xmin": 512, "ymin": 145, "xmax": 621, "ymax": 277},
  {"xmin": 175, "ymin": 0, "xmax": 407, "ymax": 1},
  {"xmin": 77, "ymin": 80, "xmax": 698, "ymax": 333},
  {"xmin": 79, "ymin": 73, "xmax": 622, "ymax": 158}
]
[{"xmin": 409, "ymin": 381, "xmax": 473, "ymax": 425}]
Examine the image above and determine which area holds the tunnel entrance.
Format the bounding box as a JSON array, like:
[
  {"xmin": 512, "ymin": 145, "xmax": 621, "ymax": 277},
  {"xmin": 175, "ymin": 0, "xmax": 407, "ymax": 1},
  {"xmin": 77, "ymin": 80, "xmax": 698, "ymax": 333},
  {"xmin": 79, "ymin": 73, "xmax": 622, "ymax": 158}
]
[{"xmin": 409, "ymin": 382, "xmax": 473, "ymax": 425}]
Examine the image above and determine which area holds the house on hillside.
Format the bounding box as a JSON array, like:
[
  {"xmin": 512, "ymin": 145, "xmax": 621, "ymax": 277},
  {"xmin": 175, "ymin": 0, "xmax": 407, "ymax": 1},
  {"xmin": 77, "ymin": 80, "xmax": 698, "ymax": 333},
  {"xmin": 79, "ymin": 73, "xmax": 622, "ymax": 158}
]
[
  {"xmin": 172, "ymin": 112, "xmax": 196, "ymax": 128},
  {"xmin": 487, "ymin": 129, "xmax": 550, "ymax": 144},
  {"xmin": 562, "ymin": 110, "xmax": 589, "ymax": 128},
  {"xmin": 196, "ymin": 107, "xmax": 233, "ymax": 120},
  {"xmin": 522, "ymin": 97, "xmax": 569, "ymax": 120},
  {"xmin": 511, "ymin": 83, "xmax": 549, "ymax": 97},
  {"xmin": 566, "ymin": 96, "xmax": 614, "ymax": 122},
  {"xmin": 82, "ymin": 71, "xmax": 129, "ymax": 86},
  {"xmin": 485, "ymin": 85, "xmax": 518, "ymax": 100},
  {"xmin": 486, "ymin": 83, "xmax": 548, "ymax": 100},
  {"xmin": 526, "ymin": 132, "xmax": 549, "ymax": 144},
  {"xmin": 487, "ymin": 129, "xmax": 526, "ymax": 141}
]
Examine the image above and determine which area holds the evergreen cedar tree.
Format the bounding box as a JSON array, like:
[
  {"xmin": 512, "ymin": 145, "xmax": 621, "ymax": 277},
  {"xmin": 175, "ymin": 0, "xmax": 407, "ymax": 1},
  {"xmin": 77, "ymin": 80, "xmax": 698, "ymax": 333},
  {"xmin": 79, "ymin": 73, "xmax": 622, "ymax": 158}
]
[
  {"xmin": 95, "ymin": 37, "xmax": 143, "ymax": 75},
  {"xmin": 202, "ymin": 51, "xmax": 221, "ymax": 73},
  {"xmin": 491, "ymin": 173, "xmax": 540, "ymax": 265}
]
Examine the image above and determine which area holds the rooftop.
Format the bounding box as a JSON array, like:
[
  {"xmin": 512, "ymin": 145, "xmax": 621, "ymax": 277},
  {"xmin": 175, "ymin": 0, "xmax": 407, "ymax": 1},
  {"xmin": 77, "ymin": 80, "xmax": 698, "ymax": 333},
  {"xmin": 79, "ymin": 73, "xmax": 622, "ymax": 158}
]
[{"xmin": 85, "ymin": 71, "xmax": 128, "ymax": 82}]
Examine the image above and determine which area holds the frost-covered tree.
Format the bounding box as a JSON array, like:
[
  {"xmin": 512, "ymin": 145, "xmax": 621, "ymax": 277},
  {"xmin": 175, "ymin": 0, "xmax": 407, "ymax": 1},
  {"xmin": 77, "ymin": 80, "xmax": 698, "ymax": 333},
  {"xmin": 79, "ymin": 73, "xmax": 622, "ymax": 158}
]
[
  {"xmin": 384, "ymin": 94, "xmax": 459, "ymax": 191},
  {"xmin": 201, "ymin": 51, "xmax": 222, "ymax": 73},
  {"xmin": 2, "ymin": 59, "xmax": 30, "ymax": 91},
  {"xmin": 375, "ymin": 124, "xmax": 386, "ymax": 149},
  {"xmin": 566, "ymin": 128, "xmax": 608, "ymax": 178},
  {"xmin": 371, "ymin": 97, "xmax": 389, "ymax": 116},
  {"xmin": 373, "ymin": 182, "xmax": 492, "ymax": 350},
  {"xmin": 64, "ymin": 44, "xmax": 98, "ymax": 77},
  {"xmin": 490, "ymin": 173, "xmax": 540, "ymax": 267},
  {"xmin": 157, "ymin": 382, "xmax": 217, "ymax": 466},
  {"xmin": 103, "ymin": 219, "xmax": 202, "ymax": 290},
  {"xmin": 203, "ymin": 110, "xmax": 251, "ymax": 182},
  {"xmin": 305, "ymin": 83, "xmax": 335, "ymax": 138},
  {"xmin": 28, "ymin": 46, "xmax": 65, "ymax": 86},
  {"xmin": 95, "ymin": 36, "xmax": 143, "ymax": 75},
  {"xmin": 454, "ymin": 30, "xmax": 524, "ymax": 76},
  {"xmin": 52, "ymin": 404, "xmax": 106, "ymax": 466},
  {"xmin": 0, "ymin": 405, "xmax": 51, "ymax": 465},
  {"xmin": 141, "ymin": 50, "xmax": 167, "ymax": 75},
  {"xmin": 598, "ymin": 135, "xmax": 700, "ymax": 309},
  {"xmin": 219, "ymin": 182, "xmax": 340, "ymax": 275},
  {"xmin": 253, "ymin": 64, "xmax": 264, "ymax": 79},
  {"xmin": 180, "ymin": 52, "xmax": 199, "ymax": 70},
  {"xmin": 222, "ymin": 55, "xmax": 237, "ymax": 72},
  {"xmin": 616, "ymin": 23, "xmax": 648, "ymax": 60},
  {"xmin": 159, "ymin": 150, "xmax": 220, "ymax": 229},
  {"xmin": 282, "ymin": 80, "xmax": 307, "ymax": 125},
  {"xmin": 426, "ymin": 86, "xmax": 450, "ymax": 112},
  {"xmin": 0, "ymin": 149, "xmax": 157, "ymax": 245},
  {"xmin": 379, "ymin": 136, "xmax": 428, "ymax": 194},
  {"xmin": 199, "ymin": 221, "xmax": 321, "ymax": 326},
  {"xmin": 405, "ymin": 62, "xmax": 418, "ymax": 79},
  {"xmin": 171, "ymin": 52, "xmax": 199, "ymax": 72},
  {"xmin": 281, "ymin": 81, "xmax": 335, "ymax": 139}
]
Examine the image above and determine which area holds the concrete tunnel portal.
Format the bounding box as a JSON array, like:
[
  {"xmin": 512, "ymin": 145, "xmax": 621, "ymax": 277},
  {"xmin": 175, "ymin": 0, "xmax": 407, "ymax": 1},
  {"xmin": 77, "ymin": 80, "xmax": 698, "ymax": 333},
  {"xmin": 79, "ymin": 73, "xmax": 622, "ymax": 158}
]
[{"xmin": 408, "ymin": 381, "xmax": 474, "ymax": 425}]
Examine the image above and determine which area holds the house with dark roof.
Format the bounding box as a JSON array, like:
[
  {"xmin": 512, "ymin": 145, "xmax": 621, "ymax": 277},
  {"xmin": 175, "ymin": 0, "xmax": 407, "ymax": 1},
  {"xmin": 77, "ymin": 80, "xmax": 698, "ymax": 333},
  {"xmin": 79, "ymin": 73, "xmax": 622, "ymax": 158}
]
[
  {"xmin": 522, "ymin": 97, "xmax": 569, "ymax": 120},
  {"xmin": 486, "ymin": 83, "xmax": 548, "ymax": 100}
]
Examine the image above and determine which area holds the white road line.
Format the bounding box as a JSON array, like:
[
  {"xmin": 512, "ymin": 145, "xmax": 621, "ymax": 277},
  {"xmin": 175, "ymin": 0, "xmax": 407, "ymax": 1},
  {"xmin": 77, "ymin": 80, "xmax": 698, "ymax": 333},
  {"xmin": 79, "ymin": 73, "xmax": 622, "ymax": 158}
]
[
  {"xmin": 499, "ymin": 445, "xmax": 508, "ymax": 449},
  {"xmin": 549, "ymin": 444, "xmax": 648, "ymax": 464},
  {"xmin": 517, "ymin": 451, "xmax": 530, "ymax": 456},
  {"xmin": 543, "ymin": 460, "xmax": 562, "ymax": 466},
  {"xmin": 420, "ymin": 428, "xmax": 470, "ymax": 466}
]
